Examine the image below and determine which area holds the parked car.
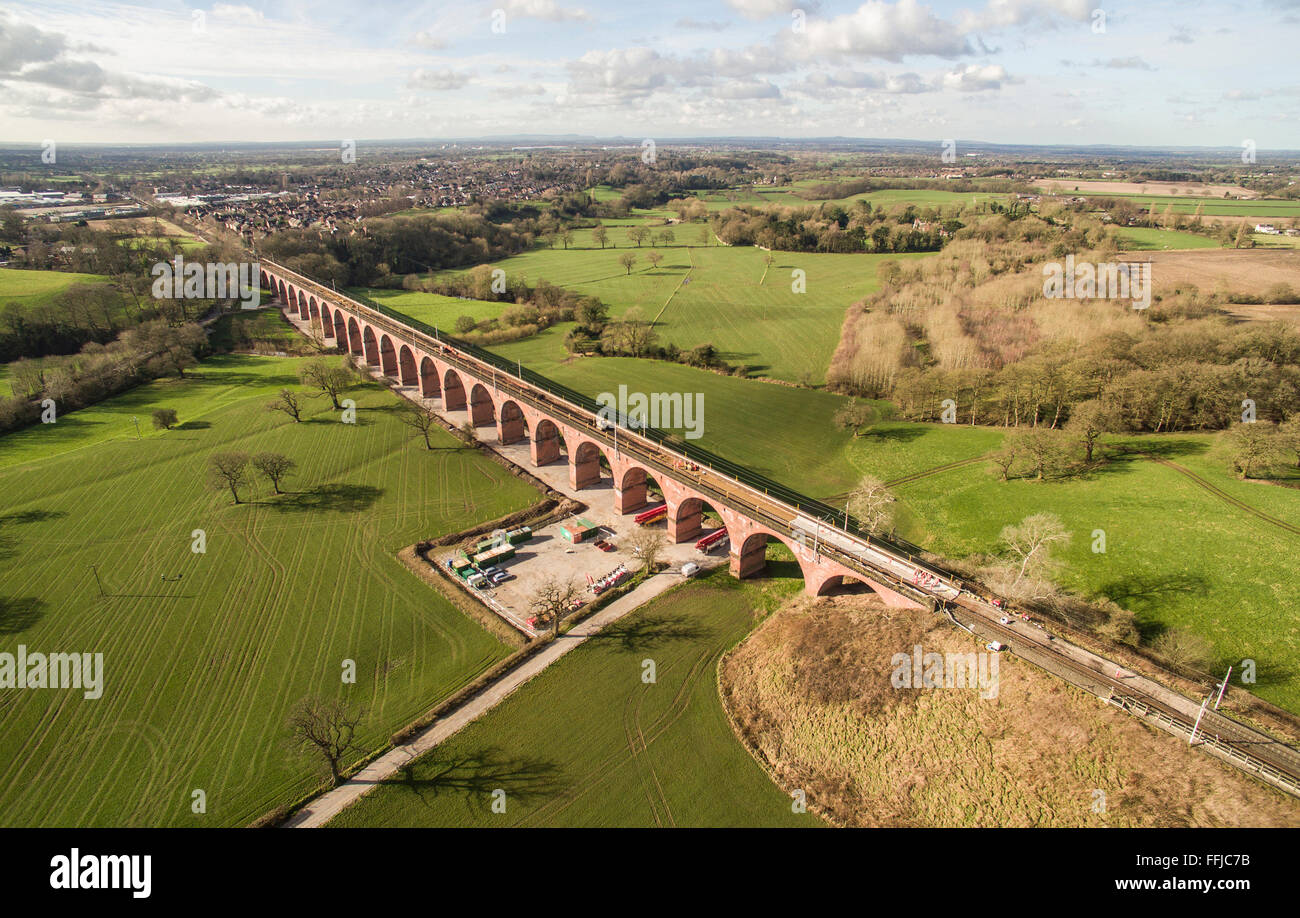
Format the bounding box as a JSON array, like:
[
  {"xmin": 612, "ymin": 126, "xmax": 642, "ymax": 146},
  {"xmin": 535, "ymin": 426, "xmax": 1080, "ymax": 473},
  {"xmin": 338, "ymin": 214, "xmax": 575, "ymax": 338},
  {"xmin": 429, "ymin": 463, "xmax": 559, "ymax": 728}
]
[{"xmin": 490, "ymin": 571, "xmax": 511, "ymax": 584}]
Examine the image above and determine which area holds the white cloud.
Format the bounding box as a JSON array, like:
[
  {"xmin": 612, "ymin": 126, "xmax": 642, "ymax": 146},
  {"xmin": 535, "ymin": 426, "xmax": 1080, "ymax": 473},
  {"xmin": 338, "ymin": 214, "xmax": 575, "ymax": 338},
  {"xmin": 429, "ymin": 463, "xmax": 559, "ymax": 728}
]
[
  {"xmin": 787, "ymin": 0, "xmax": 973, "ymax": 63},
  {"xmin": 407, "ymin": 68, "xmax": 471, "ymax": 90},
  {"xmin": 940, "ymin": 63, "xmax": 1013, "ymax": 91},
  {"xmin": 503, "ymin": 0, "xmax": 591, "ymax": 23},
  {"xmin": 724, "ymin": 0, "xmax": 817, "ymax": 19}
]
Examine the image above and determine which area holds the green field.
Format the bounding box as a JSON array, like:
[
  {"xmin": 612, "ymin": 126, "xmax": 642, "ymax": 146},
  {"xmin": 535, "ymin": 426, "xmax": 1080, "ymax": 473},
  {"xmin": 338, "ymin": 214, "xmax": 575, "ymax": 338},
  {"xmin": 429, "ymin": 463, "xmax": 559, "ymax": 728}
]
[
  {"xmin": 0, "ymin": 354, "xmax": 542, "ymax": 826},
  {"xmin": 1116, "ymin": 227, "xmax": 1222, "ymax": 251},
  {"xmin": 1081, "ymin": 194, "xmax": 1300, "ymax": 218},
  {"xmin": 0, "ymin": 267, "xmax": 113, "ymax": 308},
  {"xmin": 349, "ymin": 289, "xmax": 503, "ymax": 332},
  {"xmin": 207, "ymin": 308, "xmax": 303, "ymax": 352},
  {"xmin": 844, "ymin": 427, "xmax": 1300, "ymax": 711},
  {"xmin": 417, "ymin": 223, "xmax": 926, "ymax": 382},
  {"xmin": 332, "ymin": 568, "xmax": 821, "ymax": 827}
]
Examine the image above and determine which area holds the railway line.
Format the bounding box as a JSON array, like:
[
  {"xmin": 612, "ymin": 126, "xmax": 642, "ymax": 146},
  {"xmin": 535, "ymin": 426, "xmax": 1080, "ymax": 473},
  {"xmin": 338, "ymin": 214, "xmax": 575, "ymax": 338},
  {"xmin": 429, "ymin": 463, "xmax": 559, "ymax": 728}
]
[{"xmin": 264, "ymin": 261, "xmax": 1300, "ymax": 798}]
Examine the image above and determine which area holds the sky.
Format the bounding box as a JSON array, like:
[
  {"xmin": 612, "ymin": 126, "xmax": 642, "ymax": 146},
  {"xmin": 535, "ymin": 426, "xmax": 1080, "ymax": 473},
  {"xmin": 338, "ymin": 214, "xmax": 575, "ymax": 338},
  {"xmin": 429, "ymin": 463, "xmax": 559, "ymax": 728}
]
[{"xmin": 0, "ymin": 0, "xmax": 1297, "ymax": 148}]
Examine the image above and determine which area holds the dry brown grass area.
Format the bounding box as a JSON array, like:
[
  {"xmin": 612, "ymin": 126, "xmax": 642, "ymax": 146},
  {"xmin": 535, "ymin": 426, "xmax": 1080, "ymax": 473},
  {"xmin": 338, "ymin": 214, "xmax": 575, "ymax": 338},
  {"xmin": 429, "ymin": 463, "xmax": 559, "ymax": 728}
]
[
  {"xmin": 1132, "ymin": 248, "xmax": 1300, "ymax": 296},
  {"xmin": 1222, "ymin": 303, "xmax": 1300, "ymax": 324},
  {"xmin": 720, "ymin": 597, "xmax": 1300, "ymax": 827}
]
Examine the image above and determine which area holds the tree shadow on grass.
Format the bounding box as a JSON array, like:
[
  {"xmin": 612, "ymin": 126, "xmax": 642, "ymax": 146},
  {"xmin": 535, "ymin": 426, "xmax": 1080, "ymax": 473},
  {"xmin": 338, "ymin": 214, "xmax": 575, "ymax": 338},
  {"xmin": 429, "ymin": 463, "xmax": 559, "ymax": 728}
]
[
  {"xmin": 1108, "ymin": 437, "xmax": 1211, "ymax": 461},
  {"xmin": 589, "ymin": 612, "xmax": 711, "ymax": 652},
  {"xmin": 1096, "ymin": 572, "xmax": 1210, "ymax": 639},
  {"xmin": 0, "ymin": 509, "xmax": 67, "ymax": 562},
  {"xmin": 174, "ymin": 420, "xmax": 211, "ymax": 431},
  {"xmin": 861, "ymin": 424, "xmax": 928, "ymax": 446},
  {"xmin": 0, "ymin": 596, "xmax": 46, "ymax": 634},
  {"xmin": 387, "ymin": 747, "xmax": 568, "ymax": 813},
  {"xmin": 262, "ymin": 483, "xmax": 384, "ymax": 514}
]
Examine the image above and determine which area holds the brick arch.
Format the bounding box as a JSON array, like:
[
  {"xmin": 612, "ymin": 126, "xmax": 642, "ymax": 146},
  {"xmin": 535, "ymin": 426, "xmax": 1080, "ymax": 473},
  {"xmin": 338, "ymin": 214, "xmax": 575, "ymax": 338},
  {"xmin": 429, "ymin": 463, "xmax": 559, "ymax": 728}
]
[
  {"xmin": 443, "ymin": 367, "xmax": 467, "ymax": 410},
  {"xmin": 667, "ymin": 493, "xmax": 727, "ymax": 544},
  {"xmin": 812, "ymin": 573, "xmax": 878, "ymax": 597},
  {"xmin": 397, "ymin": 344, "xmax": 417, "ymax": 386},
  {"xmin": 362, "ymin": 325, "xmax": 379, "ymax": 365},
  {"xmin": 468, "ymin": 382, "xmax": 496, "ymax": 426},
  {"xmin": 260, "ymin": 270, "xmax": 271, "ymax": 291},
  {"xmin": 569, "ymin": 437, "xmax": 615, "ymax": 491},
  {"xmin": 419, "ymin": 355, "xmax": 440, "ymax": 398},
  {"xmin": 497, "ymin": 398, "xmax": 526, "ymax": 444},
  {"xmin": 729, "ymin": 524, "xmax": 803, "ymax": 583},
  {"xmin": 347, "ymin": 316, "xmax": 363, "ymax": 354},
  {"xmin": 616, "ymin": 464, "xmax": 669, "ymax": 515},
  {"xmin": 295, "ymin": 288, "xmax": 309, "ymax": 318},
  {"xmin": 531, "ymin": 417, "xmax": 564, "ymax": 466},
  {"xmin": 333, "ymin": 311, "xmax": 348, "ymax": 348},
  {"xmin": 278, "ymin": 280, "xmax": 289, "ymax": 307},
  {"xmin": 378, "ymin": 334, "xmax": 398, "ymax": 376},
  {"xmin": 309, "ymin": 296, "xmax": 320, "ymax": 322}
]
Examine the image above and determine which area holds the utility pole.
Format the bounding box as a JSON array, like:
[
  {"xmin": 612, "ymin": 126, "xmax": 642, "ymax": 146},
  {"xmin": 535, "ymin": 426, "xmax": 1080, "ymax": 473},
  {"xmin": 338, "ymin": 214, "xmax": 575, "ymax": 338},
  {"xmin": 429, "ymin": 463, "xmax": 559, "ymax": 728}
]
[
  {"xmin": 131, "ymin": 416, "xmax": 141, "ymax": 439},
  {"xmin": 1189, "ymin": 696, "xmax": 1210, "ymax": 746},
  {"xmin": 1214, "ymin": 666, "xmax": 1232, "ymax": 710},
  {"xmin": 90, "ymin": 565, "xmax": 105, "ymax": 598}
]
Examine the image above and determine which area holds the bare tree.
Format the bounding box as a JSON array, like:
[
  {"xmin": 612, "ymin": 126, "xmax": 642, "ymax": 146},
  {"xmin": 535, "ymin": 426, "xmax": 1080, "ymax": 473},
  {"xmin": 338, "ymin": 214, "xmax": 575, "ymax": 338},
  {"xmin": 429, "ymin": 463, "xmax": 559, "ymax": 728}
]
[
  {"xmin": 299, "ymin": 359, "xmax": 352, "ymax": 410},
  {"xmin": 151, "ymin": 408, "xmax": 178, "ymax": 430},
  {"xmin": 208, "ymin": 451, "xmax": 251, "ymax": 504},
  {"xmin": 1065, "ymin": 399, "xmax": 1114, "ymax": 463},
  {"xmin": 646, "ymin": 251, "xmax": 664, "ymax": 271},
  {"xmin": 531, "ymin": 576, "xmax": 582, "ymax": 636},
  {"xmin": 846, "ymin": 474, "xmax": 896, "ymax": 534},
  {"xmin": 592, "ymin": 225, "xmax": 608, "ymax": 248},
  {"xmin": 999, "ymin": 513, "xmax": 1071, "ymax": 587},
  {"xmin": 627, "ymin": 527, "xmax": 667, "ymax": 573},
  {"xmin": 252, "ymin": 452, "xmax": 295, "ymax": 494},
  {"xmin": 266, "ymin": 388, "xmax": 303, "ymax": 422},
  {"xmin": 286, "ymin": 695, "xmax": 366, "ymax": 787},
  {"xmin": 459, "ymin": 420, "xmax": 478, "ymax": 443},
  {"xmin": 619, "ymin": 252, "xmax": 638, "ymax": 275},
  {"xmin": 399, "ymin": 402, "xmax": 440, "ymax": 449},
  {"xmin": 990, "ymin": 446, "xmax": 1018, "ymax": 481}
]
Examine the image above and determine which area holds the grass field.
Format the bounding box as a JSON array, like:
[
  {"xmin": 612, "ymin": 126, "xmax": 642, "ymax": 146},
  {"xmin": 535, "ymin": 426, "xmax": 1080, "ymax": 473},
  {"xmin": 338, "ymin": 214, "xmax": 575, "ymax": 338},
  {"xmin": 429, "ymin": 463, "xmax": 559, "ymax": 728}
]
[
  {"xmin": 349, "ymin": 289, "xmax": 504, "ymax": 332},
  {"xmin": 1116, "ymin": 227, "xmax": 1222, "ymax": 251},
  {"xmin": 0, "ymin": 354, "xmax": 542, "ymax": 826},
  {"xmin": 417, "ymin": 227, "xmax": 927, "ymax": 382},
  {"xmin": 207, "ymin": 308, "xmax": 303, "ymax": 352},
  {"xmin": 0, "ymin": 267, "xmax": 114, "ymax": 309},
  {"xmin": 1082, "ymin": 194, "xmax": 1300, "ymax": 218},
  {"xmin": 331, "ymin": 568, "xmax": 822, "ymax": 827},
  {"xmin": 488, "ymin": 331, "xmax": 870, "ymax": 497},
  {"xmin": 843, "ymin": 427, "xmax": 1300, "ymax": 711}
]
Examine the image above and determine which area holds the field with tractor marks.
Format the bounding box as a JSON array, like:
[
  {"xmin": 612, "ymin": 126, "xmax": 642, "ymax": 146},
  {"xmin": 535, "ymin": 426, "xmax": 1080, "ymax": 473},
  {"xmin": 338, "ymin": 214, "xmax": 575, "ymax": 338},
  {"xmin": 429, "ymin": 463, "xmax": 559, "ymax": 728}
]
[{"xmin": 0, "ymin": 354, "xmax": 539, "ymax": 825}]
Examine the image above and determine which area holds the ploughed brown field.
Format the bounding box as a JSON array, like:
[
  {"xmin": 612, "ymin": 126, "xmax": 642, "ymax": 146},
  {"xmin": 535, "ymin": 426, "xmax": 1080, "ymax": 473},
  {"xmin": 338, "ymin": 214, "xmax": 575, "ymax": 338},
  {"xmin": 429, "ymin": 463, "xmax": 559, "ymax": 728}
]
[
  {"xmin": 1038, "ymin": 179, "xmax": 1260, "ymax": 198},
  {"xmin": 1132, "ymin": 248, "xmax": 1300, "ymax": 296},
  {"xmin": 720, "ymin": 597, "xmax": 1300, "ymax": 828}
]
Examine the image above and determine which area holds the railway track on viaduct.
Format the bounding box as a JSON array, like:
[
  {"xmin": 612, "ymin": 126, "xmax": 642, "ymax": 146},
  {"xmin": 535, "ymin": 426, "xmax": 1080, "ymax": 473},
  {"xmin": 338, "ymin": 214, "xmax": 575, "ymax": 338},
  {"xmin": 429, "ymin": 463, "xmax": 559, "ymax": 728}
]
[{"xmin": 262, "ymin": 259, "xmax": 1300, "ymax": 800}]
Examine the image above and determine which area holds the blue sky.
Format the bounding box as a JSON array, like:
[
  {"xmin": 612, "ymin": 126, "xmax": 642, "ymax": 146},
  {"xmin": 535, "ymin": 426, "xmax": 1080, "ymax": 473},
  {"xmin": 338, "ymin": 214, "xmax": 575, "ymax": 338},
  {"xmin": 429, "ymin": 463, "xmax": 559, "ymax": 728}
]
[{"xmin": 0, "ymin": 0, "xmax": 1297, "ymax": 147}]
